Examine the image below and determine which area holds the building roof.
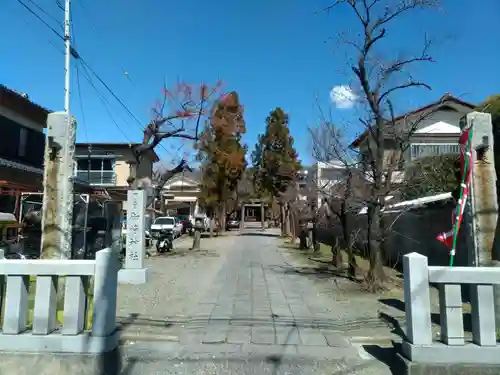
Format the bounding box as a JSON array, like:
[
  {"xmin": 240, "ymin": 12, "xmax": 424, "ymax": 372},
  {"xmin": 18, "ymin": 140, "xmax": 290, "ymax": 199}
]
[
  {"xmin": 0, "ymin": 84, "xmax": 51, "ymax": 125},
  {"xmin": 75, "ymin": 142, "xmax": 160, "ymax": 162},
  {"xmin": 350, "ymin": 93, "xmax": 476, "ymax": 148}
]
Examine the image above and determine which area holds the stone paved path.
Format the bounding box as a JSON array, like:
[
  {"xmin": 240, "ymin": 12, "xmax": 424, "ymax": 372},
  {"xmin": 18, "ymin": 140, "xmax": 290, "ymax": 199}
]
[{"xmin": 117, "ymin": 229, "xmax": 393, "ymax": 374}]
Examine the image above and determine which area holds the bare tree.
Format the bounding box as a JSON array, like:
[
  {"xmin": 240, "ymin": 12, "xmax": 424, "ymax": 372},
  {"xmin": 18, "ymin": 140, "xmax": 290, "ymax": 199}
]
[
  {"xmin": 130, "ymin": 80, "xmax": 222, "ymax": 203},
  {"xmin": 324, "ymin": 0, "xmax": 439, "ymax": 289},
  {"xmin": 310, "ymin": 117, "xmax": 367, "ymax": 278}
]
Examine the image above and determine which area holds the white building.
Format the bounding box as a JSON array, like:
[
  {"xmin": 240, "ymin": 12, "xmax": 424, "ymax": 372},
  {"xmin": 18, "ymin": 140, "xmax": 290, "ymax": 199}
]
[
  {"xmin": 298, "ymin": 161, "xmax": 347, "ymax": 207},
  {"xmin": 160, "ymin": 171, "xmax": 202, "ymax": 216}
]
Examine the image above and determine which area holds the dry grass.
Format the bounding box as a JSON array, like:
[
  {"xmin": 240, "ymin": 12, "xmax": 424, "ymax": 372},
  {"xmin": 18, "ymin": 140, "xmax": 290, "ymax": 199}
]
[{"xmin": 282, "ymin": 240, "xmax": 404, "ymax": 293}]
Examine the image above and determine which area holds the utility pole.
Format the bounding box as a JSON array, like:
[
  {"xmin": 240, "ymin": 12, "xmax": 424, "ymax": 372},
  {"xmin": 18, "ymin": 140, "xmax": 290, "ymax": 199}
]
[
  {"xmin": 64, "ymin": 0, "xmax": 71, "ymax": 116},
  {"xmin": 40, "ymin": 0, "xmax": 76, "ymax": 259}
]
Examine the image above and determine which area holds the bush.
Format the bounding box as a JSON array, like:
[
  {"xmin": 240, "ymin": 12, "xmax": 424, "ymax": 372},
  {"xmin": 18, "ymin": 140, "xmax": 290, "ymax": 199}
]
[{"xmin": 402, "ymin": 154, "xmax": 460, "ymax": 200}]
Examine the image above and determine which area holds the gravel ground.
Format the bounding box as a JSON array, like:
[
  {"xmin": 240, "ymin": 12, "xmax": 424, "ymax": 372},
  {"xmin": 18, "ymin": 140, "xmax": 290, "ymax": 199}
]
[{"xmin": 117, "ymin": 234, "xmax": 236, "ymax": 338}]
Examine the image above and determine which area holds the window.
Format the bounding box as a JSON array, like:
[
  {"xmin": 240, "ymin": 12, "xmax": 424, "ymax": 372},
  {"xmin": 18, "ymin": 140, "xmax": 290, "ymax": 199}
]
[
  {"xmin": 154, "ymin": 217, "xmax": 174, "ymax": 225},
  {"xmin": 18, "ymin": 127, "xmax": 28, "ymax": 157},
  {"xmin": 77, "ymin": 159, "xmax": 89, "ymax": 170},
  {"xmin": 320, "ymin": 168, "xmax": 345, "ymax": 181},
  {"xmin": 75, "ymin": 157, "xmax": 116, "ymax": 185},
  {"xmin": 102, "ymin": 159, "xmax": 113, "ymax": 171},
  {"xmin": 410, "ymin": 143, "xmax": 460, "ymax": 160}
]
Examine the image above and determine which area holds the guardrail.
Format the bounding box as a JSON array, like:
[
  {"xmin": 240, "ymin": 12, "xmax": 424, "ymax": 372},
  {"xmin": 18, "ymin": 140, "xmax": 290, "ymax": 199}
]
[
  {"xmin": 402, "ymin": 252, "xmax": 500, "ymax": 364},
  {"xmin": 0, "ymin": 248, "xmax": 119, "ymax": 353}
]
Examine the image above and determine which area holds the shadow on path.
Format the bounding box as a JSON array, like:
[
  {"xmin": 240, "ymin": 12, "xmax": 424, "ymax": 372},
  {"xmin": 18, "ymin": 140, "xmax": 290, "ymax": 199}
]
[
  {"xmin": 156, "ymin": 249, "xmax": 221, "ymax": 258},
  {"xmin": 268, "ymin": 263, "xmax": 362, "ymax": 283},
  {"xmin": 363, "ymin": 342, "xmax": 404, "ymax": 375},
  {"xmin": 379, "ymin": 297, "xmax": 473, "ymax": 333},
  {"xmin": 239, "ymin": 232, "xmax": 281, "ymax": 238}
]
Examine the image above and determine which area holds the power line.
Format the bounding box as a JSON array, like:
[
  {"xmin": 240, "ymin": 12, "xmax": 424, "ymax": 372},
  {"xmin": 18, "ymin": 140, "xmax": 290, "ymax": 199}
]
[
  {"xmin": 77, "ymin": 61, "xmax": 134, "ymax": 143},
  {"xmin": 78, "ymin": 58, "xmax": 144, "ymax": 127},
  {"xmin": 15, "ymin": 0, "xmax": 142, "ymax": 131},
  {"xmin": 74, "ymin": 0, "xmax": 136, "ymax": 88},
  {"xmin": 15, "ymin": 0, "xmax": 179, "ymax": 160},
  {"xmin": 78, "ymin": 58, "xmax": 179, "ymax": 159},
  {"xmin": 15, "ymin": 0, "xmax": 64, "ymax": 41},
  {"xmin": 75, "ymin": 65, "xmax": 89, "ymax": 142},
  {"xmin": 24, "ymin": 0, "xmax": 63, "ymax": 29},
  {"xmin": 72, "ymin": 24, "xmax": 88, "ymax": 142}
]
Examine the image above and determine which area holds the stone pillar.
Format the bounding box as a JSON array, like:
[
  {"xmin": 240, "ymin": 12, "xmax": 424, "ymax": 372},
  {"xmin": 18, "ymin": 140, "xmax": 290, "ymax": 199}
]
[
  {"xmin": 462, "ymin": 112, "xmax": 497, "ymax": 267},
  {"xmin": 461, "ymin": 112, "xmax": 500, "ymax": 326},
  {"xmin": 41, "ymin": 112, "xmax": 76, "ymax": 259},
  {"xmin": 118, "ymin": 190, "xmax": 149, "ymax": 284},
  {"xmin": 240, "ymin": 204, "xmax": 245, "ymax": 231},
  {"xmin": 403, "ymin": 253, "xmax": 432, "ymax": 345}
]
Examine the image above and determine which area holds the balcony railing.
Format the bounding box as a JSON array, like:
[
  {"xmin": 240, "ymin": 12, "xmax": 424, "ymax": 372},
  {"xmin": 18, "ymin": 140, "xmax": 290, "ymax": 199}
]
[{"xmin": 75, "ymin": 170, "xmax": 116, "ymax": 185}]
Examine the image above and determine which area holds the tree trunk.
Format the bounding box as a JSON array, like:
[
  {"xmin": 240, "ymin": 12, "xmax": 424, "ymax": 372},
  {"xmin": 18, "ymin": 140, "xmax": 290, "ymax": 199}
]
[
  {"xmin": 192, "ymin": 230, "xmax": 201, "ymax": 250},
  {"xmin": 307, "ymin": 227, "xmax": 313, "ymax": 249},
  {"xmin": 280, "ymin": 203, "xmax": 285, "ymax": 236},
  {"xmin": 260, "ymin": 202, "xmax": 265, "ymax": 230},
  {"xmin": 299, "ymin": 223, "xmax": 309, "ymax": 249},
  {"xmin": 160, "ymin": 196, "xmax": 165, "ymax": 215},
  {"xmin": 366, "ymin": 204, "xmax": 386, "ymax": 290},
  {"xmin": 340, "ymin": 211, "xmax": 357, "ymax": 278},
  {"xmin": 209, "ymin": 214, "xmax": 214, "ymax": 238},
  {"xmin": 312, "ymin": 218, "xmax": 319, "ymax": 252},
  {"xmin": 219, "ymin": 204, "xmax": 226, "ymax": 233},
  {"xmin": 331, "ymin": 237, "xmax": 343, "ymax": 267},
  {"xmin": 284, "ymin": 205, "xmax": 291, "ymax": 237}
]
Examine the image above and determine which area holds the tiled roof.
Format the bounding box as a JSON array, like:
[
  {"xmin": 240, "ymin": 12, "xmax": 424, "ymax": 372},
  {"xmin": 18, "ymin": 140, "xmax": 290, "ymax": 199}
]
[{"xmin": 0, "ymin": 157, "xmax": 43, "ymax": 174}]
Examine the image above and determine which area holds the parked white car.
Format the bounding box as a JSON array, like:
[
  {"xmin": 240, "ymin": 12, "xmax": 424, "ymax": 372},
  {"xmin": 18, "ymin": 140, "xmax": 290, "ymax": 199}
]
[{"xmin": 151, "ymin": 216, "xmax": 183, "ymax": 238}]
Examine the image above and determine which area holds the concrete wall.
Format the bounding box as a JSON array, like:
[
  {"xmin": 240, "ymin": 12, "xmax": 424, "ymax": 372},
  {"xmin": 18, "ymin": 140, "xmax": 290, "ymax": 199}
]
[
  {"xmin": 114, "ymin": 160, "xmax": 130, "ymax": 187},
  {"xmin": 317, "ymin": 200, "xmax": 470, "ymax": 268}
]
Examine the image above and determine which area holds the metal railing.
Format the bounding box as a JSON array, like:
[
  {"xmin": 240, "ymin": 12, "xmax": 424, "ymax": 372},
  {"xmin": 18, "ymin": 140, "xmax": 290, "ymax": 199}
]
[{"xmin": 75, "ymin": 170, "xmax": 116, "ymax": 185}]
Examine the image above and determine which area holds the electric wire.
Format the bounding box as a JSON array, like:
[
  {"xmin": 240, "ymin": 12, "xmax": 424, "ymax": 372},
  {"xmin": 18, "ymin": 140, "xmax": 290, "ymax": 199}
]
[
  {"xmin": 72, "ymin": 24, "xmax": 89, "ymax": 142},
  {"xmin": 15, "ymin": 0, "xmax": 179, "ymax": 160},
  {"xmin": 74, "ymin": 0, "xmax": 136, "ymax": 88},
  {"xmin": 77, "ymin": 61, "xmax": 134, "ymax": 143},
  {"xmin": 25, "ymin": 0, "xmax": 63, "ymax": 29},
  {"xmin": 15, "ymin": 0, "xmax": 64, "ymax": 41}
]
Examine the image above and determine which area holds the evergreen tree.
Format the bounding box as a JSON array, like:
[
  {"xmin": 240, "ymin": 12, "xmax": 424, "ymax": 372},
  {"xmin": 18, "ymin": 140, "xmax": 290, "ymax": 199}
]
[
  {"xmin": 252, "ymin": 107, "xmax": 301, "ymax": 198},
  {"xmin": 252, "ymin": 108, "xmax": 301, "ymax": 234}
]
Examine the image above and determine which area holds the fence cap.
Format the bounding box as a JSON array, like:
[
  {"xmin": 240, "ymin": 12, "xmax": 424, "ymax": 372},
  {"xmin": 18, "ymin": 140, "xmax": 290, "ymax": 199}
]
[{"xmin": 404, "ymin": 252, "xmax": 428, "ymax": 259}]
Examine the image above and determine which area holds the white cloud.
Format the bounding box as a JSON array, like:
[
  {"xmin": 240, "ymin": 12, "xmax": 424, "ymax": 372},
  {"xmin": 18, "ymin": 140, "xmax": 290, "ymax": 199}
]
[{"xmin": 329, "ymin": 85, "xmax": 358, "ymax": 109}]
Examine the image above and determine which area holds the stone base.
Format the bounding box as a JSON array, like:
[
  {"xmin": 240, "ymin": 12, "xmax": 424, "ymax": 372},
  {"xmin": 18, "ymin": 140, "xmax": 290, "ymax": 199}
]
[
  {"xmin": 0, "ymin": 348, "xmax": 122, "ymax": 375},
  {"xmin": 118, "ymin": 268, "xmax": 150, "ymax": 284},
  {"xmin": 402, "ymin": 341, "xmax": 500, "ymax": 364},
  {"xmin": 0, "ymin": 330, "xmax": 119, "ymax": 354},
  {"xmin": 397, "ymin": 352, "xmax": 500, "ymax": 375}
]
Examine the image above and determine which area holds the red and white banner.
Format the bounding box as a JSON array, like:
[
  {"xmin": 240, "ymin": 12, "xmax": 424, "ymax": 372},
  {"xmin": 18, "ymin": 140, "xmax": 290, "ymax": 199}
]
[{"xmin": 436, "ymin": 127, "xmax": 473, "ymax": 253}]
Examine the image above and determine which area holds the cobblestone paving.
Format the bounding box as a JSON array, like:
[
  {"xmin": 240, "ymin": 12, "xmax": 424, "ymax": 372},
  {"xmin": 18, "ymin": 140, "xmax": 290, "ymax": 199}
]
[{"xmin": 116, "ymin": 229, "xmax": 393, "ymax": 374}]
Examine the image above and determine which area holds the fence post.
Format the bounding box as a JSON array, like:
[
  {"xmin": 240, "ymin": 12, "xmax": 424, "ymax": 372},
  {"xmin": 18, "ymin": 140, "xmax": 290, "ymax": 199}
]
[
  {"xmin": 92, "ymin": 248, "xmax": 118, "ymax": 337},
  {"xmin": 403, "ymin": 252, "xmax": 432, "ymax": 345}
]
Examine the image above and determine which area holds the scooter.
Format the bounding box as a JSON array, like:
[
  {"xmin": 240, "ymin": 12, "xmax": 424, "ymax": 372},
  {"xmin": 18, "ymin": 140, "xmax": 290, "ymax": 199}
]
[{"xmin": 156, "ymin": 229, "xmax": 173, "ymax": 253}]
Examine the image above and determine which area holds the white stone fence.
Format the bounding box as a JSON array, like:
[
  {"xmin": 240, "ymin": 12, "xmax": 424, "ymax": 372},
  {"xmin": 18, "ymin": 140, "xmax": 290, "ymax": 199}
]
[
  {"xmin": 0, "ymin": 248, "xmax": 119, "ymax": 353},
  {"xmin": 403, "ymin": 252, "xmax": 500, "ymax": 364}
]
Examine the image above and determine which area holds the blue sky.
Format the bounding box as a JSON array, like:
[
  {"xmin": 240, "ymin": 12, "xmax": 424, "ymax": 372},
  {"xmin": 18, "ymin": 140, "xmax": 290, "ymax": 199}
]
[{"xmin": 1, "ymin": 0, "xmax": 498, "ymax": 166}]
